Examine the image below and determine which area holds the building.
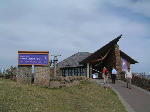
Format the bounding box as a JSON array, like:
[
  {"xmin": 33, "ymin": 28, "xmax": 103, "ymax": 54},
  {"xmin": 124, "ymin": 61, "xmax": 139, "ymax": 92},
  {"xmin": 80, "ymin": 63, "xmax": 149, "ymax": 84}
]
[
  {"xmin": 58, "ymin": 35, "xmax": 138, "ymax": 78},
  {"xmin": 58, "ymin": 52, "xmax": 91, "ymax": 76}
]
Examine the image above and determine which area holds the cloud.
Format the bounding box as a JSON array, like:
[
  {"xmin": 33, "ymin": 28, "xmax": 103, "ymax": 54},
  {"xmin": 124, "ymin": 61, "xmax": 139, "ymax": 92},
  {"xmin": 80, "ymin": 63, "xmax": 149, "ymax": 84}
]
[
  {"xmin": 105, "ymin": 0, "xmax": 150, "ymax": 18},
  {"xmin": 0, "ymin": 0, "xmax": 150, "ymax": 74}
]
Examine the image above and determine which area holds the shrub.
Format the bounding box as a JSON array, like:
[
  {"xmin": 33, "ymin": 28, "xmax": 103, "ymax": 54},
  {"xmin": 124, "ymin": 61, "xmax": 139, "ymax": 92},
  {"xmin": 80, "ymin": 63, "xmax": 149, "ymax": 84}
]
[
  {"xmin": 120, "ymin": 71, "xmax": 126, "ymax": 81},
  {"xmin": 48, "ymin": 76, "xmax": 87, "ymax": 88}
]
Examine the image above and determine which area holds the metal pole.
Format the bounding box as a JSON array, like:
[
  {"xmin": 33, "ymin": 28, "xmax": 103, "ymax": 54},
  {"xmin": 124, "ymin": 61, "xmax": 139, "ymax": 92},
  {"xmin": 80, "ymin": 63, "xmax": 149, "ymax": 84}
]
[
  {"xmin": 32, "ymin": 65, "xmax": 34, "ymax": 83},
  {"xmin": 51, "ymin": 55, "xmax": 61, "ymax": 78},
  {"xmin": 54, "ymin": 56, "xmax": 57, "ymax": 78}
]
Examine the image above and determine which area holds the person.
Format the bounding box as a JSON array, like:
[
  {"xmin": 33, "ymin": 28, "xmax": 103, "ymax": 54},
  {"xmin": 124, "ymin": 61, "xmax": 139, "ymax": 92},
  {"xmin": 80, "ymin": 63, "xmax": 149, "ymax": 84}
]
[
  {"xmin": 102, "ymin": 67, "xmax": 108, "ymax": 84},
  {"xmin": 111, "ymin": 67, "xmax": 117, "ymax": 84},
  {"xmin": 125, "ymin": 69, "xmax": 132, "ymax": 89}
]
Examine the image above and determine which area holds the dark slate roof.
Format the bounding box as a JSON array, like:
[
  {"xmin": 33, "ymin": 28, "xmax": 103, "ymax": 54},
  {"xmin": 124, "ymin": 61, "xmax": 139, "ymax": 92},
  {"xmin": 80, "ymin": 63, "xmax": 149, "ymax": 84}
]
[
  {"xmin": 80, "ymin": 34, "xmax": 122, "ymax": 64},
  {"xmin": 120, "ymin": 50, "xmax": 138, "ymax": 64},
  {"xmin": 58, "ymin": 52, "xmax": 91, "ymax": 68}
]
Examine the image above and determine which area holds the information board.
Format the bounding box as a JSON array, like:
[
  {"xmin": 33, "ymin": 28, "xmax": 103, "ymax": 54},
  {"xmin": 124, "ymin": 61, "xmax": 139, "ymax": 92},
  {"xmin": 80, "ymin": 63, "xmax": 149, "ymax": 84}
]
[{"xmin": 18, "ymin": 51, "xmax": 49, "ymax": 66}]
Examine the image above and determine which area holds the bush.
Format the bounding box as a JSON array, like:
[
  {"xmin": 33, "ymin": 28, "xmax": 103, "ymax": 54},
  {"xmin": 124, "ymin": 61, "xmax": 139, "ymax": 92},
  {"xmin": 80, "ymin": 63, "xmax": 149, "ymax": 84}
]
[
  {"xmin": 131, "ymin": 74, "xmax": 150, "ymax": 91},
  {"xmin": 49, "ymin": 76, "xmax": 87, "ymax": 88},
  {"xmin": 120, "ymin": 71, "xmax": 126, "ymax": 81},
  {"xmin": 120, "ymin": 72, "xmax": 150, "ymax": 92}
]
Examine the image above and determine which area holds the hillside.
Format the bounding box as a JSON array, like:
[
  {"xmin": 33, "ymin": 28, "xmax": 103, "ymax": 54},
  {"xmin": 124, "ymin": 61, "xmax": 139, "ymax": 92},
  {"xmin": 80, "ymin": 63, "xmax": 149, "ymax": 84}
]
[{"xmin": 0, "ymin": 78, "xmax": 126, "ymax": 112}]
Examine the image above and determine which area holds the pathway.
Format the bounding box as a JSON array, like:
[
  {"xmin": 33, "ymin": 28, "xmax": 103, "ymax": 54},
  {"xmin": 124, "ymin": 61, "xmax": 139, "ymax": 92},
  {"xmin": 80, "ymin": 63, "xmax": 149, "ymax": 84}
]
[{"xmin": 92, "ymin": 79, "xmax": 150, "ymax": 112}]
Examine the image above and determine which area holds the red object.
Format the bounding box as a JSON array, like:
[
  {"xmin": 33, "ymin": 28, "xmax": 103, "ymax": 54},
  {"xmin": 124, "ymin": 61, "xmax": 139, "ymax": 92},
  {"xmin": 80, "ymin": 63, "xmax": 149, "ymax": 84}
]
[{"xmin": 102, "ymin": 68, "xmax": 107, "ymax": 74}]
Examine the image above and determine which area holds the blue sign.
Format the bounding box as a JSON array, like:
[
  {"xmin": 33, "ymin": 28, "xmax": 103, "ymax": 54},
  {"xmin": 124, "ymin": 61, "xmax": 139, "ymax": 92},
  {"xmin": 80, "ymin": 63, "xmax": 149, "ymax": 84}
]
[
  {"xmin": 19, "ymin": 54, "xmax": 49, "ymax": 65},
  {"xmin": 121, "ymin": 58, "xmax": 127, "ymax": 71}
]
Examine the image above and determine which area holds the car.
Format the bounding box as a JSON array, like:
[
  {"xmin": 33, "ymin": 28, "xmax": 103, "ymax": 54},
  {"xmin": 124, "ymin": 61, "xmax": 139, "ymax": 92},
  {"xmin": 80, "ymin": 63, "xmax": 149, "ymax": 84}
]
[{"xmin": 92, "ymin": 73, "xmax": 99, "ymax": 79}]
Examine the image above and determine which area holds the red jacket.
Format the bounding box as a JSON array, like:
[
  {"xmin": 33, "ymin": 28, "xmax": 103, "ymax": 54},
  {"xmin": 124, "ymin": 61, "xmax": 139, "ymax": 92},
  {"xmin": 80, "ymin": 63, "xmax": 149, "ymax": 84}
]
[{"xmin": 102, "ymin": 68, "xmax": 107, "ymax": 75}]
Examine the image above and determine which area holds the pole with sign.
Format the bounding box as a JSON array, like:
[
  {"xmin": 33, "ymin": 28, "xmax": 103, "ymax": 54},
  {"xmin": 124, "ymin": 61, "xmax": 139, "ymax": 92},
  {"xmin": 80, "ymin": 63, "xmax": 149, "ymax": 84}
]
[{"xmin": 51, "ymin": 55, "xmax": 61, "ymax": 78}]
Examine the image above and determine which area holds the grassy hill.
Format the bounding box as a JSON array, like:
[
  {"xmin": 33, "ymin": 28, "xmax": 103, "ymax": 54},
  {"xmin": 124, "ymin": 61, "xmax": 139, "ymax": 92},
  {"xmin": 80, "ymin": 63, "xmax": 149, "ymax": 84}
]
[{"xmin": 0, "ymin": 78, "xmax": 127, "ymax": 112}]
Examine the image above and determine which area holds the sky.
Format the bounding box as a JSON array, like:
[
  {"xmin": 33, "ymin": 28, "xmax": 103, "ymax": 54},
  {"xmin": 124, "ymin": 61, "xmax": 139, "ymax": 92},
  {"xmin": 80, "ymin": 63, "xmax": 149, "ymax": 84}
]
[{"xmin": 0, "ymin": 0, "xmax": 150, "ymax": 74}]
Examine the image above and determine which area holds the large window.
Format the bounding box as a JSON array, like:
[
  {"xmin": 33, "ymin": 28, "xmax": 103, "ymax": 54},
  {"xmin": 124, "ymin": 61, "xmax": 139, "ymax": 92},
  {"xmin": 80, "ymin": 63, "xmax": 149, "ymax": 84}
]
[
  {"xmin": 62, "ymin": 69, "xmax": 67, "ymax": 77},
  {"xmin": 62, "ymin": 69, "xmax": 65, "ymax": 76},
  {"xmin": 74, "ymin": 68, "xmax": 77, "ymax": 76},
  {"xmin": 69, "ymin": 68, "xmax": 73, "ymax": 76},
  {"xmin": 62, "ymin": 67, "xmax": 86, "ymax": 77},
  {"xmin": 81, "ymin": 68, "xmax": 86, "ymax": 76}
]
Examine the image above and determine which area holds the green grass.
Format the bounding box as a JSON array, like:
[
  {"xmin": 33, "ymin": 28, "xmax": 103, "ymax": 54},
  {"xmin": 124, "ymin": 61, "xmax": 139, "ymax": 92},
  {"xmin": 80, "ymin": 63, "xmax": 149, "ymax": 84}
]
[{"xmin": 0, "ymin": 78, "xmax": 127, "ymax": 112}]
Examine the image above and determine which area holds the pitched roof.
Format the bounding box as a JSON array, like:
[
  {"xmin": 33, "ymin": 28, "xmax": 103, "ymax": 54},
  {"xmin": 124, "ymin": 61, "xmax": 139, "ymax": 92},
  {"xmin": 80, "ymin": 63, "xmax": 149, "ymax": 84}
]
[
  {"xmin": 80, "ymin": 34, "xmax": 122, "ymax": 64},
  {"xmin": 58, "ymin": 52, "xmax": 91, "ymax": 68},
  {"xmin": 79, "ymin": 34, "xmax": 138, "ymax": 64},
  {"xmin": 120, "ymin": 50, "xmax": 138, "ymax": 64}
]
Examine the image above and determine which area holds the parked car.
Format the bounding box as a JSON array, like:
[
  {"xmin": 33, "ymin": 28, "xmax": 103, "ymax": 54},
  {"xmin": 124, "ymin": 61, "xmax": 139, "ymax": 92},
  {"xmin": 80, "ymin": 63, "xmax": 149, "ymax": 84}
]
[{"xmin": 92, "ymin": 73, "xmax": 99, "ymax": 79}]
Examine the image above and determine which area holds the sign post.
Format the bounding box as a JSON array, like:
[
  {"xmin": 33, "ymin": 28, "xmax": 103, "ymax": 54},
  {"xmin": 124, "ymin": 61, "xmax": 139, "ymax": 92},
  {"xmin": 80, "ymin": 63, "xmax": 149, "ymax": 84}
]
[
  {"xmin": 18, "ymin": 51, "xmax": 49, "ymax": 66},
  {"xmin": 51, "ymin": 55, "xmax": 61, "ymax": 78},
  {"xmin": 17, "ymin": 51, "xmax": 50, "ymax": 85}
]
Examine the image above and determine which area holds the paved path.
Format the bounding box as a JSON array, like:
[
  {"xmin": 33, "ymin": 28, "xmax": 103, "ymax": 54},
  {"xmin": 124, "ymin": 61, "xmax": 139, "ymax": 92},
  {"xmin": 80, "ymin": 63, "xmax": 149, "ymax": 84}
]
[{"xmin": 92, "ymin": 79, "xmax": 150, "ymax": 112}]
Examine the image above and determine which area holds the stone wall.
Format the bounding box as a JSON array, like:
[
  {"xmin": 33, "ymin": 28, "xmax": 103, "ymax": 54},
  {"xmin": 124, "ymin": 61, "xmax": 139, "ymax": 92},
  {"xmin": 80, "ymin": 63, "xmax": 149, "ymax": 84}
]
[
  {"xmin": 49, "ymin": 76, "xmax": 88, "ymax": 88},
  {"xmin": 103, "ymin": 45, "xmax": 122, "ymax": 78},
  {"xmin": 17, "ymin": 66, "xmax": 32, "ymax": 84},
  {"xmin": 127, "ymin": 60, "xmax": 130, "ymax": 71},
  {"xmin": 50, "ymin": 67, "xmax": 61, "ymax": 77},
  {"xmin": 17, "ymin": 66, "xmax": 62, "ymax": 86},
  {"xmin": 34, "ymin": 66, "xmax": 50, "ymax": 86},
  {"xmin": 114, "ymin": 45, "xmax": 122, "ymax": 78}
]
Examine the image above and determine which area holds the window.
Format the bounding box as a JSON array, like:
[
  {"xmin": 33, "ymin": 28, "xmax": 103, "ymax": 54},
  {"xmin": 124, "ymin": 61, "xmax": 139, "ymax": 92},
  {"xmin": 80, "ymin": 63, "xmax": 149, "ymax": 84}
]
[
  {"xmin": 74, "ymin": 68, "xmax": 78, "ymax": 76},
  {"xmin": 62, "ymin": 69, "xmax": 66, "ymax": 77},
  {"xmin": 69, "ymin": 68, "xmax": 73, "ymax": 76}
]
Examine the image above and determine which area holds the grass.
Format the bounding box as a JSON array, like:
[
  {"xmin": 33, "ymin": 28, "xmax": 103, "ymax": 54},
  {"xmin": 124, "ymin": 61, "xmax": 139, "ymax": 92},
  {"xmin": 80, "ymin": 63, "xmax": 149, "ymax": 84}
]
[{"xmin": 0, "ymin": 78, "xmax": 127, "ymax": 112}]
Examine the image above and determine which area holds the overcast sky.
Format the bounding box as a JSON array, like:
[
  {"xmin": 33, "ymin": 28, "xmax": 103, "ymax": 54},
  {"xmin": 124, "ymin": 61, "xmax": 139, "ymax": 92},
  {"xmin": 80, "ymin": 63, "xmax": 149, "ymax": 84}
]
[{"xmin": 0, "ymin": 0, "xmax": 150, "ymax": 74}]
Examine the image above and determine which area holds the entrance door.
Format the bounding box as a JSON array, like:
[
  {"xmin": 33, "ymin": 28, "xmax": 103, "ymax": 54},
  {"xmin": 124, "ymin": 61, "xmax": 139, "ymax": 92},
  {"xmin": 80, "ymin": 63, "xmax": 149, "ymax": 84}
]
[{"xmin": 92, "ymin": 62, "xmax": 104, "ymax": 78}]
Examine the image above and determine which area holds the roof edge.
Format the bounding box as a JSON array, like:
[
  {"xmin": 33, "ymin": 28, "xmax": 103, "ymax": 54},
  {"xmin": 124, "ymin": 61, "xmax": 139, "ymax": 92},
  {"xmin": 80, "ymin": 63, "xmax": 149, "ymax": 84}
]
[
  {"xmin": 120, "ymin": 50, "xmax": 138, "ymax": 64},
  {"xmin": 80, "ymin": 34, "xmax": 122, "ymax": 64}
]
